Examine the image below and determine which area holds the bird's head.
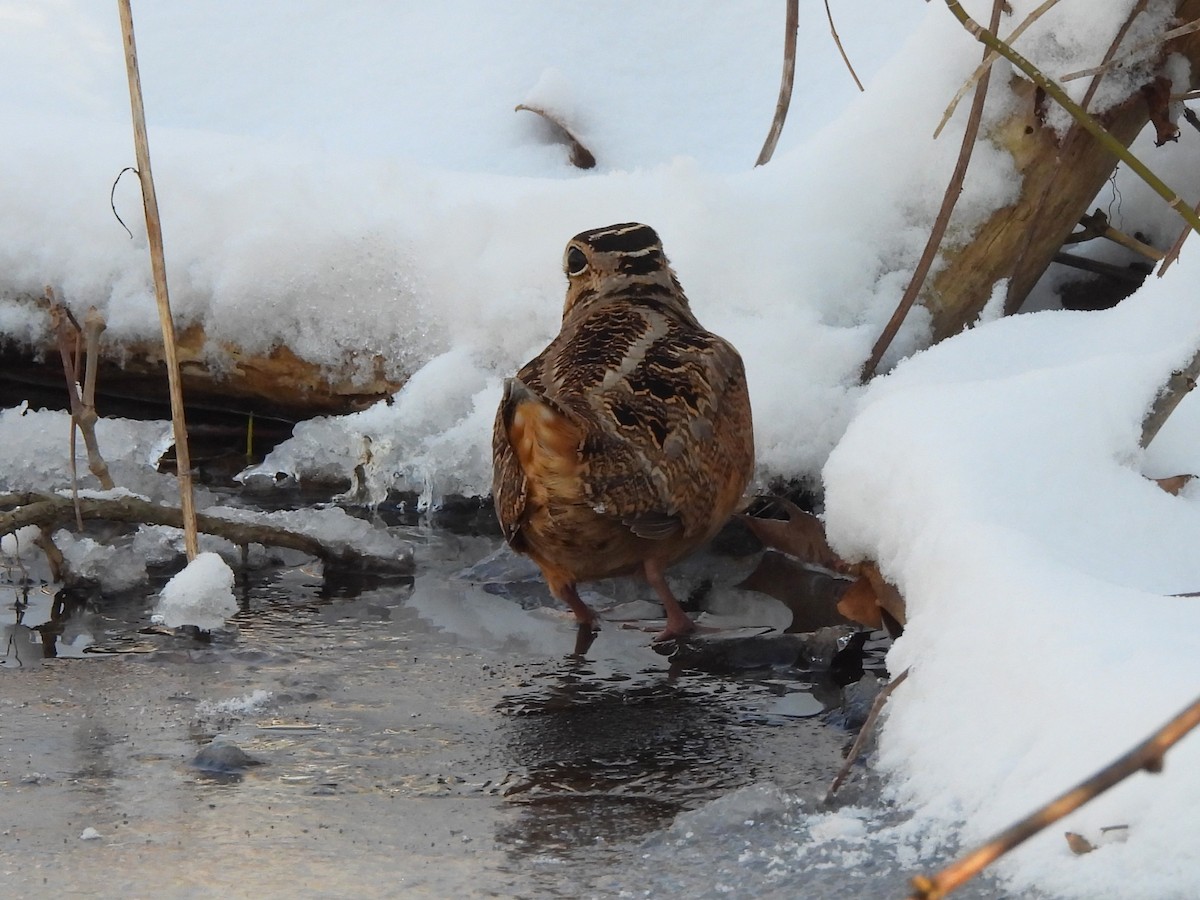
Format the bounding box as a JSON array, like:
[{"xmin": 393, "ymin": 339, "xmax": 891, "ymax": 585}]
[{"xmin": 560, "ymin": 222, "xmax": 686, "ymax": 321}]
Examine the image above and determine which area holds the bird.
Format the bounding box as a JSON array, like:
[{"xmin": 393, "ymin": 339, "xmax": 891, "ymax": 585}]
[{"xmin": 491, "ymin": 222, "xmax": 754, "ymax": 642}]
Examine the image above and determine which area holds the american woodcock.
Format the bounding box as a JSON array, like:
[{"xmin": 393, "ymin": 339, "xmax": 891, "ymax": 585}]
[{"xmin": 492, "ymin": 223, "xmax": 754, "ymax": 642}]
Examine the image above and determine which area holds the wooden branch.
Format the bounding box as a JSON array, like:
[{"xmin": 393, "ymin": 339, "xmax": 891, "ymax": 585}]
[
  {"xmin": 945, "ymin": 1, "xmax": 1200, "ymax": 236},
  {"xmin": 755, "ymin": 0, "xmax": 799, "ymax": 167},
  {"xmin": 926, "ymin": 0, "xmax": 1200, "ymax": 338},
  {"xmin": 909, "ymin": 691, "xmax": 1200, "ymax": 899},
  {"xmin": 824, "ymin": 0, "xmax": 864, "ymax": 93},
  {"xmin": 0, "ymin": 491, "xmax": 413, "ymax": 574},
  {"xmin": 1070, "ymin": 209, "xmax": 1164, "ymax": 260},
  {"xmin": 1051, "ymin": 251, "xmax": 1148, "ymax": 284},
  {"xmin": 117, "ymin": 0, "xmax": 199, "ymax": 561},
  {"xmin": 861, "ymin": 0, "xmax": 1005, "ymax": 382},
  {"xmin": 825, "ymin": 667, "xmax": 909, "ymax": 802}
]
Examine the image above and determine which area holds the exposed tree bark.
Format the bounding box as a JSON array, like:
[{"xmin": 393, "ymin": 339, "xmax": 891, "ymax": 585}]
[{"xmin": 925, "ymin": 0, "xmax": 1200, "ymax": 343}]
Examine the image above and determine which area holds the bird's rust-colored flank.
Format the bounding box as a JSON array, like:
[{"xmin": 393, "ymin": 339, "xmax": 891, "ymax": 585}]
[{"xmin": 492, "ymin": 223, "xmax": 754, "ymax": 642}]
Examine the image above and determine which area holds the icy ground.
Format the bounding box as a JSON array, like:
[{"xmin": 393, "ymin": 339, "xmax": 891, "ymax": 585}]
[{"xmin": 4, "ymin": 2, "xmax": 1200, "ymax": 897}]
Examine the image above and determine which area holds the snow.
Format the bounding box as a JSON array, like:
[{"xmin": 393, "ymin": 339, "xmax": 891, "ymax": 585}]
[
  {"xmin": 153, "ymin": 551, "xmax": 237, "ymax": 630},
  {"xmin": 4, "ymin": 1, "xmax": 1200, "ymax": 897}
]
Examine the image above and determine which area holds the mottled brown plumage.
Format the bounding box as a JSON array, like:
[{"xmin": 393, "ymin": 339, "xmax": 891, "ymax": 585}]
[{"xmin": 492, "ymin": 223, "xmax": 754, "ymax": 641}]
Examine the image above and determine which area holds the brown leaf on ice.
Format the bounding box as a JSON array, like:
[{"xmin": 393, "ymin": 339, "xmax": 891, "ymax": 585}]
[
  {"xmin": 836, "ymin": 575, "xmax": 884, "ymax": 630},
  {"xmin": 1141, "ymin": 77, "xmax": 1179, "ymax": 147},
  {"xmin": 843, "ymin": 563, "xmax": 906, "ymax": 636},
  {"xmin": 738, "ymin": 550, "xmax": 855, "ymax": 633},
  {"xmin": 1065, "ymin": 832, "xmax": 1096, "ymax": 855},
  {"xmin": 739, "ymin": 501, "xmax": 842, "ymax": 571},
  {"xmin": 1153, "ymin": 474, "xmax": 1194, "ymax": 495},
  {"xmin": 514, "ymin": 104, "xmax": 596, "ymax": 168}
]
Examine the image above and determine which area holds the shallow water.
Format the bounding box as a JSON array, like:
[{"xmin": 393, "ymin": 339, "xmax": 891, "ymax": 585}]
[{"xmin": 0, "ymin": 522, "xmax": 1013, "ymax": 898}]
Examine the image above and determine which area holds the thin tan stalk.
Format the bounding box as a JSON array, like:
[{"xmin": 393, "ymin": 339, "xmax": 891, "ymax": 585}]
[
  {"xmin": 825, "ymin": 667, "xmax": 909, "ymax": 802},
  {"xmin": 117, "ymin": 0, "xmax": 198, "ymax": 560},
  {"xmin": 934, "ymin": 0, "xmax": 1059, "ymax": 139},
  {"xmin": 1157, "ymin": 197, "xmax": 1200, "ymax": 276},
  {"xmin": 755, "ymin": 0, "xmax": 799, "ymax": 166},
  {"xmin": 824, "ymin": 0, "xmax": 864, "ymax": 92},
  {"xmin": 1063, "ymin": 16, "xmax": 1200, "ymax": 82},
  {"xmin": 909, "ymin": 692, "xmax": 1200, "ymax": 899},
  {"xmin": 1080, "ymin": 0, "xmax": 1148, "ymax": 111},
  {"xmin": 861, "ymin": 0, "xmax": 1005, "ymax": 382}
]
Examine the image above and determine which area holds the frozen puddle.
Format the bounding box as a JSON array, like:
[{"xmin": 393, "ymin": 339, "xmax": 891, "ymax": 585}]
[{"xmin": 0, "ymin": 524, "xmax": 1003, "ymax": 898}]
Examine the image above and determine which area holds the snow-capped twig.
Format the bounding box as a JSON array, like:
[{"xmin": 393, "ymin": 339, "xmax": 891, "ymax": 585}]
[
  {"xmin": 0, "ymin": 491, "xmax": 414, "ymax": 575},
  {"xmin": 1080, "ymin": 0, "xmax": 1148, "ymax": 111},
  {"xmin": 755, "ymin": 0, "xmax": 799, "ymax": 167},
  {"xmin": 908, "ymin": 691, "xmax": 1200, "ymax": 899},
  {"xmin": 861, "ymin": 0, "xmax": 1005, "ymax": 382},
  {"xmin": 117, "ymin": 0, "xmax": 199, "ymax": 561},
  {"xmin": 514, "ymin": 104, "xmax": 595, "ymax": 169},
  {"xmin": 1140, "ymin": 349, "xmax": 1200, "ymax": 448}
]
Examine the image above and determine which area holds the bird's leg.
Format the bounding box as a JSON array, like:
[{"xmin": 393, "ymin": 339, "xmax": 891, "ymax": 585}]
[
  {"xmin": 643, "ymin": 558, "xmax": 696, "ymax": 642},
  {"xmin": 549, "ymin": 578, "xmax": 600, "ymax": 632}
]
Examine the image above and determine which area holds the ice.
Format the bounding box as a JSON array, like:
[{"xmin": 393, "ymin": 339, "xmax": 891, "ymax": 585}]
[
  {"xmin": 53, "ymin": 531, "xmax": 148, "ymax": 594},
  {"xmin": 153, "ymin": 551, "xmax": 237, "ymax": 631}
]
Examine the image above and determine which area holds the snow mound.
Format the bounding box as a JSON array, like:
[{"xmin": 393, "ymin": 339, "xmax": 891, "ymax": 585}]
[{"xmin": 154, "ymin": 551, "xmax": 237, "ymax": 630}]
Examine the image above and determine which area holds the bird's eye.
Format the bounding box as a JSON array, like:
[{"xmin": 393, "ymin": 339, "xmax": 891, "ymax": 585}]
[{"xmin": 565, "ymin": 246, "xmax": 588, "ymax": 276}]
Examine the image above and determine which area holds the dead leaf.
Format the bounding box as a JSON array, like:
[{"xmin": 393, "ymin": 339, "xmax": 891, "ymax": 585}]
[
  {"xmin": 1153, "ymin": 474, "xmax": 1194, "ymax": 495},
  {"xmin": 1141, "ymin": 77, "xmax": 1179, "ymax": 147},
  {"xmin": 740, "ymin": 501, "xmax": 842, "ymax": 571},
  {"xmin": 738, "ymin": 550, "xmax": 855, "ymax": 632},
  {"xmin": 836, "ymin": 575, "xmax": 885, "ymax": 630},
  {"xmin": 514, "ymin": 104, "xmax": 596, "ymax": 168},
  {"xmin": 861, "ymin": 562, "xmax": 906, "ymax": 635},
  {"xmin": 1065, "ymin": 832, "xmax": 1096, "ymax": 855}
]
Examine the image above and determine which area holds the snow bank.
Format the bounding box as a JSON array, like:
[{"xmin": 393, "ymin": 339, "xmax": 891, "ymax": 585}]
[{"xmin": 823, "ymin": 250, "xmax": 1200, "ymax": 897}]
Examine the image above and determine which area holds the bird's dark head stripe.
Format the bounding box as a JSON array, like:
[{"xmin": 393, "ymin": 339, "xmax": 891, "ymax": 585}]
[{"xmin": 574, "ymin": 223, "xmax": 661, "ymax": 255}]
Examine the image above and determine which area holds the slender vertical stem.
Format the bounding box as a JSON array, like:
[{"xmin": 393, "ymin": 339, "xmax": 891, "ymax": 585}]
[
  {"xmin": 755, "ymin": 0, "xmax": 799, "ymax": 166},
  {"xmin": 117, "ymin": 0, "xmax": 198, "ymax": 560},
  {"xmin": 861, "ymin": 0, "xmax": 1005, "ymax": 382}
]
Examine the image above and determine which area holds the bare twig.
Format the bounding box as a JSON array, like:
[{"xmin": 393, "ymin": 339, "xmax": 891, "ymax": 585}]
[
  {"xmin": 118, "ymin": 0, "xmax": 199, "ymax": 561},
  {"xmin": 825, "ymin": 667, "xmax": 909, "ymax": 802},
  {"xmin": 861, "ymin": 0, "xmax": 1005, "ymax": 382},
  {"xmin": 755, "ymin": 0, "xmax": 799, "ymax": 166},
  {"xmin": 943, "ymin": 0, "xmax": 1200, "ymax": 237},
  {"xmin": 1158, "ymin": 197, "xmax": 1200, "ymax": 275},
  {"xmin": 1063, "ymin": 16, "xmax": 1200, "ymax": 82},
  {"xmin": 47, "ymin": 291, "xmax": 115, "ymax": 495},
  {"xmin": 1080, "ymin": 0, "xmax": 1148, "ymax": 111},
  {"xmin": 1066, "ymin": 209, "xmax": 1164, "ymax": 260},
  {"xmin": 909, "ymin": 692, "xmax": 1200, "ymax": 899},
  {"xmin": 935, "ymin": 0, "xmax": 1057, "ymax": 139},
  {"xmin": 824, "ymin": 0, "xmax": 864, "ymax": 93}
]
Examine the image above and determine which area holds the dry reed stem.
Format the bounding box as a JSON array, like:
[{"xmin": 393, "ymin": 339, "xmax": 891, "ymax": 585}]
[
  {"xmin": 934, "ymin": 0, "xmax": 1059, "ymax": 139},
  {"xmin": 909, "ymin": 692, "xmax": 1200, "ymax": 899},
  {"xmin": 755, "ymin": 0, "xmax": 799, "ymax": 166},
  {"xmin": 1063, "ymin": 16, "xmax": 1200, "ymax": 81},
  {"xmin": 117, "ymin": 0, "xmax": 198, "ymax": 560},
  {"xmin": 824, "ymin": 0, "xmax": 864, "ymax": 92},
  {"xmin": 861, "ymin": 0, "xmax": 1005, "ymax": 382},
  {"xmin": 825, "ymin": 667, "xmax": 909, "ymax": 802}
]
